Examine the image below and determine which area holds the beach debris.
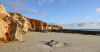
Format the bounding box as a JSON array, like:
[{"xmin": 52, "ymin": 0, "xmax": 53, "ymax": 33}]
[{"xmin": 46, "ymin": 40, "xmax": 67, "ymax": 47}]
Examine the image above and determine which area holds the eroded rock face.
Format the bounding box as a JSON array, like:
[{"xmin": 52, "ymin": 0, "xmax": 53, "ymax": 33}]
[
  {"xmin": 26, "ymin": 18, "xmax": 36, "ymax": 31},
  {"xmin": 0, "ymin": 14, "xmax": 17, "ymax": 43},
  {"xmin": 0, "ymin": 4, "xmax": 63, "ymax": 43},
  {"xmin": 25, "ymin": 18, "xmax": 48, "ymax": 32},
  {"xmin": 46, "ymin": 25, "xmax": 63, "ymax": 32},
  {"xmin": 0, "ymin": 5, "xmax": 25, "ymax": 43},
  {"xmin": 0, "ymin": 4, "xmax": 10, "ymax": 16},
  {"xmin": 40, "ymin": 21, "xmax": 47, "ymax": 31},
  {"xmin": 0, "ymin": 17, "xmax": 9, "ymax": 42},
  {"xmin": 23, "ymin": 18, "xmax": 30, "ymax": 33},
  {"xmin": 9, "ymin": 13, "xmax": 28, "ymax": 41},
  {"xmin": 47, "ymin": 25, "xmax": 53, "ymax": 32},
  {"xmin": 0, "ymin": 5, "xmax": 15, "ymax": 43}
]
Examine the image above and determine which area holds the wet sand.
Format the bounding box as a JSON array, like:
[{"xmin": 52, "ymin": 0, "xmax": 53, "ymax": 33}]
[{"xmin": 0, "ymin": 32, "xmax": 100, "ymax": 52}]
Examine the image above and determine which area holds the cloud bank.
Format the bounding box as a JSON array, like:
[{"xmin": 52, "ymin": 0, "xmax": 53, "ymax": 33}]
[{"xmin": 63, "ymin": 22, "xmax": 100, "ymax": 29}]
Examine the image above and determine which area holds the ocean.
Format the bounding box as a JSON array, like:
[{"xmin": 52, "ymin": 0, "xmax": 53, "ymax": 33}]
[{"xmin": 76, "ymin": 29, "xmax": 100, "ymax": 31}]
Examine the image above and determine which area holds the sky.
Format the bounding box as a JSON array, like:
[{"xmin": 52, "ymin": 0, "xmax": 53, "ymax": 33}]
[{"xmin": 0, "ymin": 0, "xmax": 100, "ymax": 29}]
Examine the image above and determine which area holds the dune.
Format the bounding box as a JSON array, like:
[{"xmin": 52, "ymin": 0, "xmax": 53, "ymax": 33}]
[{"xmin": 0, "ymin": 32, "xmax": 100, "ymax": 52}]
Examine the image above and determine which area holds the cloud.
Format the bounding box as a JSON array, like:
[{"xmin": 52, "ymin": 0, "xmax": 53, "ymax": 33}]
[
  {"xmin": 33, "ymin": 9, "xmax": 48, "ymax": 18},
  {"xmin": 37, "ymin": 0, "xmax": 67, "ymax": 6},
  {"xmin": 7, "ymin": 0, "xmax": 35, "ymax": 14},
  {"xmin": 37, "ymin": 0, "xmax": 53, "ymax": 6},
  {"xmin": 63, "ymin": 22, "xmax": 100, "ymax": 29},
  {"xmin": 96, "ymin": 8, "xmax": 100, "ymax": 14},
  {"xmin": 5, "ymin": 0, "xmax": 28, "ymax": 11},
  {"xmin": 69, "ymin": 16, "xmax": 92, "ymax": 24},
  {"xmin": 9, "ymin": 2, "xmax": 25, "ymax": 9}
]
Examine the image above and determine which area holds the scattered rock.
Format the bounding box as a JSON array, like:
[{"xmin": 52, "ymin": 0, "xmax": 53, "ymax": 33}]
[{"xmin": 46, "ymin": 40, "xmax": 67, "ymax": 47}]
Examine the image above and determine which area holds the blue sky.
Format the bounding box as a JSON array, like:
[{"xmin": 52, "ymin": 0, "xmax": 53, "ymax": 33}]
[{"xmin": 0, "ymin": 0, "xmax": 100, "ymax": 29}]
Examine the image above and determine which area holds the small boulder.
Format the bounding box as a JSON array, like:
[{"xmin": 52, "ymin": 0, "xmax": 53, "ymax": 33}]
[{"xmin": 46, "ymin": 40, "xmax": 67, "ymax": 47}]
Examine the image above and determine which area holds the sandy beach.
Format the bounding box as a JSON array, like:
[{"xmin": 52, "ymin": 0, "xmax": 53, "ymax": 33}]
[{"xmin": 0, "ymin": 32, "xmax": 100, "ymax": 52}]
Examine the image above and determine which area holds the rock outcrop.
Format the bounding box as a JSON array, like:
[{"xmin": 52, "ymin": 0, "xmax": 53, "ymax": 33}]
[
  {"xmin": 0, "ymin": 4, "xmax": 63, "ymax": 43},
  {"xmin": 46, "ymin": 25, "xmax": 63, "ymax": 32},
  {"xmin": 0, "ymin": 5, "xmax": 16, "ymax": 43}
]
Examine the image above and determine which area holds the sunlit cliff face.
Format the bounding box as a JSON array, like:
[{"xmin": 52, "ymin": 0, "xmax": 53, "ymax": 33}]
[{"xmin": 0, "ymin": 4, "xmax": 10, "ymax": 16}]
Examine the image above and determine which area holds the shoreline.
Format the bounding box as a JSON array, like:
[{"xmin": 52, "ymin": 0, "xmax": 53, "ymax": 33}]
[
  {"xmin": 62, "ymin": 29, "xmax": 100, "ymax": 35},
  {"xmin": 0, "ymin": 32, "xmax": 100, "ymax": 52}
]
